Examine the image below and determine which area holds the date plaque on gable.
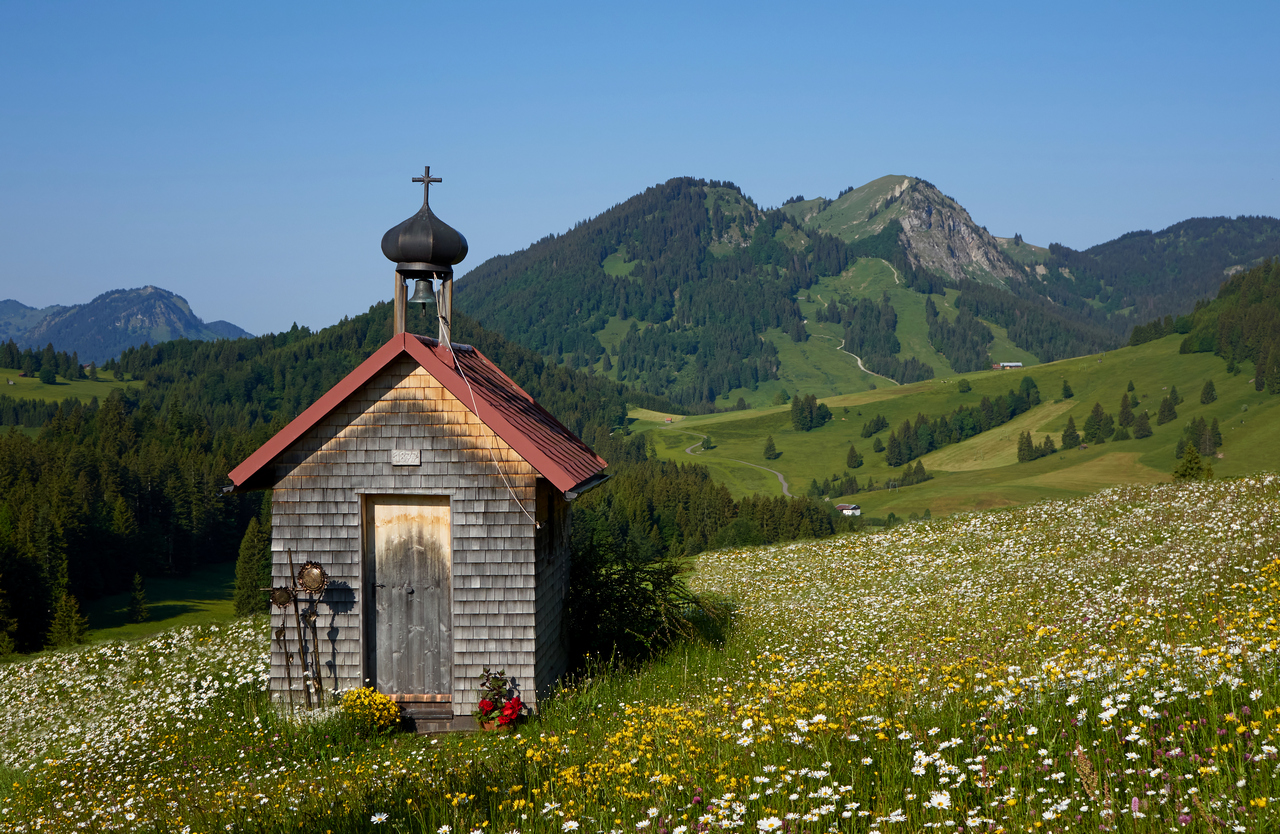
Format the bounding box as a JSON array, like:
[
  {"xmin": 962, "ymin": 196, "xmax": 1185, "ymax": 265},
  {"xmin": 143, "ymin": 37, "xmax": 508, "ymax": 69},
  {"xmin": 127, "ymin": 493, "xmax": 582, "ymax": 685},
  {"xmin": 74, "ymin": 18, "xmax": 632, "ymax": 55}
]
[{"xmin": 391, "ymin": 449, "xmax": 421, "ymax": 466}]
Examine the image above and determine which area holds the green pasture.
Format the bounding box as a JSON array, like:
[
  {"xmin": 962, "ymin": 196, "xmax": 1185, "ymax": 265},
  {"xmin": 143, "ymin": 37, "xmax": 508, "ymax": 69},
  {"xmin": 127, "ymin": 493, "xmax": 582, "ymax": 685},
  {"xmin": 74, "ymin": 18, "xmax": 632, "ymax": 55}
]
[
  {"xmin": 601, "ymin": 246, "xmax": 638, "ymax": 278},
  {"xmin": 808, "ymin": 174, "xmax": 912, "ymax": 241},
  {"xmin": 82, "ymin": 561, "xmax": 237, "ymax": 643},
  {"xmin": 995, "ymin": 236, "xmax": 1051, "ymax": 265},
  {"xmin": 641, "ymin": 334, "xmax": 1279, "ymax": 514},
  {"xmin": 0, "ymin": 372, "xmax": 137, "ymax": 404}
]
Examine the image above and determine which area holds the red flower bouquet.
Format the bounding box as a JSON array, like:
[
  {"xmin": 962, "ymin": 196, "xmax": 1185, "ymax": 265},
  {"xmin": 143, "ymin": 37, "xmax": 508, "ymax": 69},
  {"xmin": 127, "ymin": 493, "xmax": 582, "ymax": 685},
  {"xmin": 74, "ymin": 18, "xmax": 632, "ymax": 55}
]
[{"xmin": 472, "ymin": 668, "xmax": 528, "ymax": 729}]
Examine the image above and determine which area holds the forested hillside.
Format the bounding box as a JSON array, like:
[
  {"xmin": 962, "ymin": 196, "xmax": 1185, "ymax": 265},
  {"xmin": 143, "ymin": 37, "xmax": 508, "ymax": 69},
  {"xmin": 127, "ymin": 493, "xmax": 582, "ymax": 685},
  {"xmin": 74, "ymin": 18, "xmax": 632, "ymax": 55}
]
[
  {"xmin": 459, "ymin": 178, "xmax": 861, "ymax": 407},
  {"xmin": 1173, "ymin": 258, "xmax": 1280, "ymax": 387},
  {"xmin": 459, "ymin": 178, "xmax": 1109, "ymax": 408},
  {"xmin": 1003, "ymin": 216, "xmax": 1280, "ymax": 326}
]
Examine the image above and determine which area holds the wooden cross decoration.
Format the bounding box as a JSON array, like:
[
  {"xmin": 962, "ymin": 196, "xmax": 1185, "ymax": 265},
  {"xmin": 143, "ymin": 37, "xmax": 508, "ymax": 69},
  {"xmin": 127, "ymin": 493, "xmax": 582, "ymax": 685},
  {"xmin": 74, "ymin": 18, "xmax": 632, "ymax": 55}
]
[{"xmin": 412, "ymin": 166, "xmax": 442, "ymax": 202}]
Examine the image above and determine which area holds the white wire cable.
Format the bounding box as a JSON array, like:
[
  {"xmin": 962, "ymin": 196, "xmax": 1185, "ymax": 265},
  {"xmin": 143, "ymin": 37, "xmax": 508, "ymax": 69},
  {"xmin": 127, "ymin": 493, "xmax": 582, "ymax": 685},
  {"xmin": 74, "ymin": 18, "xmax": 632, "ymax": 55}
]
[{"xmin": 441, "ymin": 334, "xmax": 541, "ymax": 529}]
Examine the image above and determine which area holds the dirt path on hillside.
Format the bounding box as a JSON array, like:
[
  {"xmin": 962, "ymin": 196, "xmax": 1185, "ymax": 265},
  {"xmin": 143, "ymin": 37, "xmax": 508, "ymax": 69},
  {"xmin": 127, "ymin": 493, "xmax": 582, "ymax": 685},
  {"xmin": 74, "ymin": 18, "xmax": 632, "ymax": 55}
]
[
  {"xmin": 881, "ymin": 259, "xmax": 900, "ymax": 284},
  {"xmin": 834, "ymin": 337, "xmax": 900, "ymax": 385},
  {"xmin": 664, "ymin": 428, "xmax": 793, "ymax": 497}
]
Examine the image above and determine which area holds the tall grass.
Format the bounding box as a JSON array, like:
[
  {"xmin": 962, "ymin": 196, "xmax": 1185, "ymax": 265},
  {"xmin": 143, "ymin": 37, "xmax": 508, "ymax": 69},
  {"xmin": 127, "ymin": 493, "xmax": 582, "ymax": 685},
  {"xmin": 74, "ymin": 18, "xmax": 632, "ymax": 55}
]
[{"xmin": 2, "ymin": 476, "xmax": 1278, "ymax": 832}]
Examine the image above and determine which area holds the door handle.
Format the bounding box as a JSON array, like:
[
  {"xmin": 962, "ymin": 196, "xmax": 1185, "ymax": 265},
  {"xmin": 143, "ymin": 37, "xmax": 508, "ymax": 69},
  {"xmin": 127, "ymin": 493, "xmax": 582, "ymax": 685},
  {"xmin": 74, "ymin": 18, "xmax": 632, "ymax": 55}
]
[{"xmin": 374, "ymin": 583, "xmax": 385, "ymax": 589}]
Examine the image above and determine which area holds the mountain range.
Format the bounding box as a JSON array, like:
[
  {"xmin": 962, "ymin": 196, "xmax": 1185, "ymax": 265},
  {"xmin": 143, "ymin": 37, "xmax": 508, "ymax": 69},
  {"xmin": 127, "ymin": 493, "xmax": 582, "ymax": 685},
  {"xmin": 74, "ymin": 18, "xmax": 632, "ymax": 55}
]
[
  {"xmin": 457, "ymin": 175, "xmax": 1280, "ymax": 410},
  {"xmin": 0, "ymin": 286, "xmax": 251, "ymax": 364}
]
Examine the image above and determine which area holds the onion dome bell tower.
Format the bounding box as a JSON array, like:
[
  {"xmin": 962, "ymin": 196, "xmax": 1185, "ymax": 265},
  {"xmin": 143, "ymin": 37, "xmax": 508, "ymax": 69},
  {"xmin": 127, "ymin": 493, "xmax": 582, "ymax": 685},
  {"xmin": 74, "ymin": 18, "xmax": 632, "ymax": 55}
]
[{"xmin": 382, "ymin": 166, "xmax": 468, "ymax": 346}]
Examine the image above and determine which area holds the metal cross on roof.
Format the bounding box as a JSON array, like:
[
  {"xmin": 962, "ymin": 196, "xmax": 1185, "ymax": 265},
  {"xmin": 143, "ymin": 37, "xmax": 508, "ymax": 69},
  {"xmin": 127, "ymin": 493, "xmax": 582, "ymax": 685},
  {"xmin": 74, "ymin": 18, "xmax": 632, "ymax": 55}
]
[{"xmin": 412, "ymin": 166, "xmax": 442, "ymax": 203}]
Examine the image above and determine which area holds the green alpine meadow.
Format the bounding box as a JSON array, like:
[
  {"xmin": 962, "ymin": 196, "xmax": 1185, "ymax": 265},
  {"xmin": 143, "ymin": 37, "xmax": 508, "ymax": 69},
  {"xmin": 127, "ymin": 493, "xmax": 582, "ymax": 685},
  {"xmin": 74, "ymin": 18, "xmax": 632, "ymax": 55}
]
[{"xmin": 3, "ymin": 475, "xmax": 1279, "ymax": 832}]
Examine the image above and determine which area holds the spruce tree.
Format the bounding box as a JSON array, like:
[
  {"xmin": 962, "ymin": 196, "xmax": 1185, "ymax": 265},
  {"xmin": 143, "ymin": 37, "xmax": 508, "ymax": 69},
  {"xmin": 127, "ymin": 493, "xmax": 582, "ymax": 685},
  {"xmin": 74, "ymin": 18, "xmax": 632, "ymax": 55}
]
[
  {"xmin": 790, "ymin": 395, "xmax": 808, "ymax": 431},
  {"xmin": 885, "ymin": 433, "xmax": 904, "ymax": 466},
  {"xmin": 1127, "ymin": 380, "xmax": 1135, "ymax": 392},
  {"xmin": 1169, "ymin": 385, "xmax": 1182, "ymax": 406},
  {"xmin": 1082, "ymin": 402, "xmax": 1108, "ymax": 444},
  {"xmin": 1017, "ymin": 431, "xmax": 1035, "ymax": 462},
  {"xmin": 1061, "ymin": 380, "xmax": 1074, "ymax": 399},
  {"xmin": 1173, "ymin": 442, "xmax": 1203, "ymax": 480},
  {"xmin": 127, "ymin": 573, "xmax": 149, "ymax": 624},
  {"xmin": 0, "ymin": 577, "xmax": 16, "ymax": 657},
  {"xmin": 1118, "ymin": 393, "xmax": 1134, "ymax": 427},
  {"xmin": 872, "ymin": 437, "xmax": 885, "ymax": 453},
  {"xmin": 1041, "ymin": 434, "xmax": 1057, "ymax": 455},
  {"xmin": 763, "ymin": 435, "xmax": 778, "ymax": 460},
  {"xmin": 1211, "ymin": 417, "xmax": 1222, "ymax": 448},
  {"xmin": 846, "ymin": 444, "xmax": 862, "ymax": 469},
  {"xmin": 1133, "ymin": 411, "xmax": 1153, "ymax": 439},
  {"xmin": 1061, "ymin": 416, "xmax": 1081, "ymax": 448},
  {"xmin": 47, "ymin": 594, "xmax": 89, "ymax": 648},
  {"xmin": 233, "ymin": 516, "xmax": 272, "ymax": 617},
  {"xmin": 1156, "ymin": 396, "xmax": 1177, "ymax": 425},
  {"xmin": 1112, "ymin": 426, "xmax": 1131, "ymax": 440},
  {"xmin": 1200, "ymin": 379, "xmax": 1216, "ymax": 404}
]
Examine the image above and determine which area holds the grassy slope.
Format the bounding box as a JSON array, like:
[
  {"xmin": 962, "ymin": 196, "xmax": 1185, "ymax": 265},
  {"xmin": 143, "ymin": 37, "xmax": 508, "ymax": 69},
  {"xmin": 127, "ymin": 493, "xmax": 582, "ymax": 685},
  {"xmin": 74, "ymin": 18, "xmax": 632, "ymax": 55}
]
[
  {"xmin": 995, "ymin": 236, "xmax": 1051, "ymax": 265},
  {"xmin": 81, "ymin": 561, "xmax": 237, "ymax": 643},
  {"xmin": 0, "ymin": 372, "xmax": 138, "ymax": 403},
  {"xmin": 808, "ymin": 175, "xmax": 915, "ymax": 242},
  {"xmin": 641, "ymin": 334, "xmax": 1277, "ymax": 518},
  {"xmin": 6, "ymin": 480, "xmax": 1280, "ymax": 832}
]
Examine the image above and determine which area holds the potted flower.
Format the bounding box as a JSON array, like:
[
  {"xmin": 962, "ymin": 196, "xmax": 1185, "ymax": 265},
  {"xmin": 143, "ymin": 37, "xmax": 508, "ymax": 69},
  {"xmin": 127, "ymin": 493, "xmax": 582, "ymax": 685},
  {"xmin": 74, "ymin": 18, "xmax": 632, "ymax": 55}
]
[{"xmin": 473, "ymin": 667, "xmax": 528, "ymax": 730}]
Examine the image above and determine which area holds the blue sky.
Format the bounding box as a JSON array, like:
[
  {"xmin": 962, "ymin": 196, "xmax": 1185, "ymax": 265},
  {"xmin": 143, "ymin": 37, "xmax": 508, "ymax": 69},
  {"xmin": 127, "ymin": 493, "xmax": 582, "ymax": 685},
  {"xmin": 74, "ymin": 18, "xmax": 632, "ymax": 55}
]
[{"xmin": 2, "ymin": 1, "xmax": 1277, "ymax": 336}]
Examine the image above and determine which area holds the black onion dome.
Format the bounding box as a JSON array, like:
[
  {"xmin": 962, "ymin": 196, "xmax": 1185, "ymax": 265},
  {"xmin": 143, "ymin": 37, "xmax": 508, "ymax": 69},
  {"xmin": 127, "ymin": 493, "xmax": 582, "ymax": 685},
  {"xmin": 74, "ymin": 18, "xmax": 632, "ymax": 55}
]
[{"xmin": 381, "ymin": 194, "xmax": 468, "ymax": 275}]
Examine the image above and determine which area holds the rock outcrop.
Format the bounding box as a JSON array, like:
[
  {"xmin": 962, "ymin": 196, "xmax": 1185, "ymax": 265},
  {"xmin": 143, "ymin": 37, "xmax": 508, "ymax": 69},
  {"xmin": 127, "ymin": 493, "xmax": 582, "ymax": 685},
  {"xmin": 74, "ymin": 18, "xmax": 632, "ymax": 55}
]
[{"xmin": 892, "ymin": 180, "xmax": 1022, "ymax": 285}]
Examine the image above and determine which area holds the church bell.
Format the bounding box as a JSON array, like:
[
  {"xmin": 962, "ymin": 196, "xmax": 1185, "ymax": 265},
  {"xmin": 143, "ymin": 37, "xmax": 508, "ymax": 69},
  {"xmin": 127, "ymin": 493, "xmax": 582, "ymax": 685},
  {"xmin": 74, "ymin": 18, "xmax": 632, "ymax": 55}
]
[{"xmin": 408, "ymin": 278, "xmax": 434, "ymax": 311}]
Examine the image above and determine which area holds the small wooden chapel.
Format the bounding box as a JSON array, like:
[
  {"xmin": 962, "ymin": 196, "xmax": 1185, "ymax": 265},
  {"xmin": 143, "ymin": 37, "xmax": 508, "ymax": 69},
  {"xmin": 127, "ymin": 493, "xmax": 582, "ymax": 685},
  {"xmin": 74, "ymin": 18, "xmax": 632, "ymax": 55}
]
[{"xmin": 227, "ymin": 168, "xmax": 608, "ymax": 729}]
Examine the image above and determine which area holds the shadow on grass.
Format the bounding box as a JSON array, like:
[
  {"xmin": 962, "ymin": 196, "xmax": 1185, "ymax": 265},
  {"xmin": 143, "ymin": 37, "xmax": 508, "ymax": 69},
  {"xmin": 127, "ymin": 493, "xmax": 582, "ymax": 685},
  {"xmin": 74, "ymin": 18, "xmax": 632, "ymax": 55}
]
[{"xmin": 83, "ymin": 561, "xmax": 236, "ymax": 642}]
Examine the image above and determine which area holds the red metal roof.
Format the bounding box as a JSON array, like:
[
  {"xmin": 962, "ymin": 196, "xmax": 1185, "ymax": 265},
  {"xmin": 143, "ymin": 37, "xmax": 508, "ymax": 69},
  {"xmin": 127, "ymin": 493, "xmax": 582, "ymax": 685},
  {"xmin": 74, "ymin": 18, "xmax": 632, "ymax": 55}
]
[{"xmin": 227, "ymin": 332, "xmax": 607, "ymax": 495}]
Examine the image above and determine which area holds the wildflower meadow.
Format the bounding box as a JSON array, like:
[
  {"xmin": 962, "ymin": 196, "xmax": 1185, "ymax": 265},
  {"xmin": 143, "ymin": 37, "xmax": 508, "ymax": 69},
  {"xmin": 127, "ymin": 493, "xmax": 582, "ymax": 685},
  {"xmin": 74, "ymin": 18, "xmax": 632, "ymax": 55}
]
[{"xmin": 2, "ymin": 476, "xmax": 1278, "ymax": 833}]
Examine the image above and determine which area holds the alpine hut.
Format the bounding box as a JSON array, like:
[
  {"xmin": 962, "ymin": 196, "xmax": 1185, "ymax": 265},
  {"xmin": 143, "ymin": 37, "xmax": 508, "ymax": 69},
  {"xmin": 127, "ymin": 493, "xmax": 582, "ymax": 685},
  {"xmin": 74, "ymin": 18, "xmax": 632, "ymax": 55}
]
[{"xmin": 226, "ymin": 168, "xmax": 608, "ymax": 730}]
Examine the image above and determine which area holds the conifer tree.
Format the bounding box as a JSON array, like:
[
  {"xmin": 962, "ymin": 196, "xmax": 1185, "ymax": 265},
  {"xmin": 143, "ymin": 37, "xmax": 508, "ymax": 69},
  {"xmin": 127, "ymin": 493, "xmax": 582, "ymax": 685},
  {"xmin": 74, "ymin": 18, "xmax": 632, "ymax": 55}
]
[
  {"xmin": 233, "ymin": 516, "xmax": 272, "ymax": 617},
  {"xmin": 885, "ymin": 433, "xmax": 904, "ymax": 466},
  {"xmin": 846, "ymin": 444, "xmax": 862, "ymax": 469},
  {"xmin": 1133, "ymin": 411, "xmax": 1153, "ymax": 439},
  {"xmin": 790, "ymin": 395, "xmax": 808, "ymax": 431},
  {"xmin": 763, "ymin": 435, "xmax": 779, "ymax": 460},
  {"xmin": 1062, "ymin": 380, "xmax": 1074, "ymax": 399},
  {"xmin": 1169, "ymin": 385, "xmax": 1182, "ymax": 406},
  {"xmin": 1156, "ymin": 396, "xmax": 1177, "ymax": 425},
  {"xmin": 127, "ymin": 573, "xmax": 149, "ymax": 624},
  {"xmin": 1211, "ymin": 417, "xmax": 1222, "ymax": 448},
  {"xmin": 46, "ymin": 594, "xmax": 88, "ymax": 648},
  {"xmin": 1040, "ymin": 434, "xmax": 1056, "ymax": 455},
  {"xmin": 1127, "ymin": 380, "xmax": 1135, "ymax": 392},
  {"xmin": 0, "ymin": 577, "xmax": 16, "ymax": 657},
  {"xmin": 1061, "ymin": 416, "xmax": 1081, "ymax": 448},
  {"xmin": 1112, "ymin": 426, "xmax": 1131, "ymax": 440},
  {"xmin": 1200, "ymin": 379, "xmax": 1216, "ymax": 404},
  {"xmin": 1017, "ymin": 431, "xmax": 1035, "ymax": 462},
  {"xmin": 1082, "ymin": 402, "xmax": 1109, "ymax": 444},
  {"xmin": 1118, "ymin": 393, "xmax": 1134, "ymax": 427},
  {"xmin": 1173, "ymin": 442, "xmax": 1204, "ymax": 480},
  {"xmin": 872, "ymin": 437, "xmax": 885, "ymax": 453}
]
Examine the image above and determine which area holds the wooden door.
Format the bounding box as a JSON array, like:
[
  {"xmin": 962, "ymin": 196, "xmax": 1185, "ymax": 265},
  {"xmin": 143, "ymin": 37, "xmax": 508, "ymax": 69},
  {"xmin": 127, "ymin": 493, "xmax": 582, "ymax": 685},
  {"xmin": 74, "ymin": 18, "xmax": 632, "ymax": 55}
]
[{"xmin": 364, "ymin": 495, "xmax": 452, "ymax": 696}]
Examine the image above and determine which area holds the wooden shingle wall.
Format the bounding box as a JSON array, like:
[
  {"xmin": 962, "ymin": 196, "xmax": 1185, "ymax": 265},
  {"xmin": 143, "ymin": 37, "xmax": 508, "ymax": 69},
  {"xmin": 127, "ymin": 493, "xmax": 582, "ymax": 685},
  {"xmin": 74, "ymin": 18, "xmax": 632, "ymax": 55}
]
[{"xmin": 266, "ymin": 357, "xmax": 552, "ymax": 714}]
